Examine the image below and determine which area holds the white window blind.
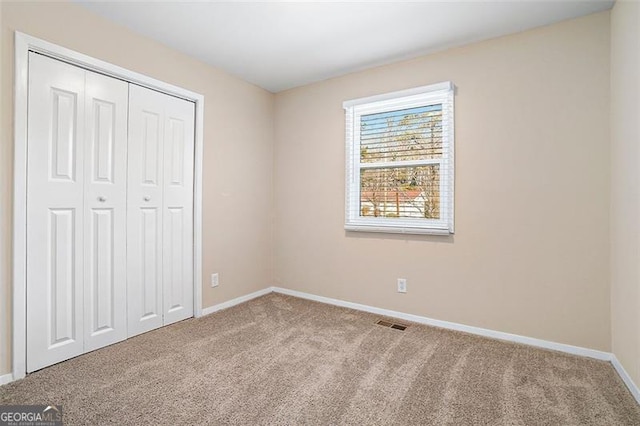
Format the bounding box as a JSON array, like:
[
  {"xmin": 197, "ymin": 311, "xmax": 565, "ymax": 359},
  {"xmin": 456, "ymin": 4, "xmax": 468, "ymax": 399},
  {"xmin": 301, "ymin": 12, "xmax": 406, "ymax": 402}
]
[{"xmin": 344, "ymin": 82, "xmax": 455, "ymax": 234}]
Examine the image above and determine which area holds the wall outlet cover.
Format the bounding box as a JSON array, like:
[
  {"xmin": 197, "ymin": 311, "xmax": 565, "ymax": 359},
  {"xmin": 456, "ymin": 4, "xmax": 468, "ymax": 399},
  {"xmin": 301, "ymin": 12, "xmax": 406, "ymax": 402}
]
[{"xmin": 211, "ymin": 273, "xmax": 219, "ymax": 288}]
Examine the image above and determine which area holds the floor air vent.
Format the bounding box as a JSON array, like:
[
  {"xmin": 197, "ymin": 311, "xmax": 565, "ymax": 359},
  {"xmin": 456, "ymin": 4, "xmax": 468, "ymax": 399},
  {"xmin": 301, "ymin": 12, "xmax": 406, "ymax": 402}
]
[{"xmin": 376, "ymin": 320, "xmax": 408, "ymax": 331}]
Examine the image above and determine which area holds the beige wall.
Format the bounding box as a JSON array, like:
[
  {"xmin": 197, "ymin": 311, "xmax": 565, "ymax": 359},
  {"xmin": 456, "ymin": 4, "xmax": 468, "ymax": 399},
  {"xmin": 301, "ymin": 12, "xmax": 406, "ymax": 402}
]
[
  {"xmin": 610, "ymin": 0, "xmax": 640, "ymax": 386},
  {"xmin": 274, "ymin": 12, "xmax": 612, "ymax": 351},
  {"xmin": 0, "ymin": 1, "xmax": 275, "ymax": 376}
]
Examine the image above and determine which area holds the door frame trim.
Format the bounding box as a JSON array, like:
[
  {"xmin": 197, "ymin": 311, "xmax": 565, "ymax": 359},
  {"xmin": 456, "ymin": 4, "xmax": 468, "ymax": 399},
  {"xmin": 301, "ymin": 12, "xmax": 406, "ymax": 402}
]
[{"xmin": 13, "ymin": 31, "xmax": 205, "ymax": 380}]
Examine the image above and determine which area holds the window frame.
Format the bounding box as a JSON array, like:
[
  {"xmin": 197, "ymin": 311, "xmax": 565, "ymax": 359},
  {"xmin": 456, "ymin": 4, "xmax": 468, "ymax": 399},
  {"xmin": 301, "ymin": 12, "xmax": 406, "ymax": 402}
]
[{"xmin": 344, "ymin": 82, "xmax": 455, "ymax": 235}]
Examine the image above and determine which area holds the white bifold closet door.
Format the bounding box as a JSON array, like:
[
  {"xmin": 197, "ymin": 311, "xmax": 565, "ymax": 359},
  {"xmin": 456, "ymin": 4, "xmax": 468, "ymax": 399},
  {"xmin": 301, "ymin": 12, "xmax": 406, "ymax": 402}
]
[
  {"xmin": 26, "ymin": 53, "xmax": 128, "ymax": 372},
  {"xmin": 26, "ymin": 53, "xmax": 196, "ymax": 372},
  {"xmin": 127, "ymin": 84, "xmax": 195, "ymax": 337}
]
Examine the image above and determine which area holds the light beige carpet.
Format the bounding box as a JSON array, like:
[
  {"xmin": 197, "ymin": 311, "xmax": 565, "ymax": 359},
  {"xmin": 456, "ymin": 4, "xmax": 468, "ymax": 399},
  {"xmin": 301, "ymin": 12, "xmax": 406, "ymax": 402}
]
[{"xmin": 1, "ymin": 293, "xmax": 639, "ymax": 425}]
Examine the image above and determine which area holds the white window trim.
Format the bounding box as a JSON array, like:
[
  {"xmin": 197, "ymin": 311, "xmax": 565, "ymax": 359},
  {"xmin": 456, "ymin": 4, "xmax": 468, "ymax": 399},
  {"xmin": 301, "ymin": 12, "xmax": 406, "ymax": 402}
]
[{"xmin": 344, "ymin": 82, "xmax": 455, "ymax": 235}]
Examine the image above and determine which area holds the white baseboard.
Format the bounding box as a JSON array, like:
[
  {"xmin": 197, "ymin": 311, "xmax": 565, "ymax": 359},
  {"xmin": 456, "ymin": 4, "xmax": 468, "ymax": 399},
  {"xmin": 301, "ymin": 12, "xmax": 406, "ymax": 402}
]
[
  {"xmin": 4, "ymin": 284, "xmax": 639, "ymax": 405},
  {"xmin": 611, "ymin": 355, "xmax": 640, "ymax": 404},
  {"xmin": 271, "ymin": 286, "xmax": 612, "ymax": 362},
  {"xmin": 0, "ymin": 373, "xmax": 13, "ymax": 386},
  {"xmin": 201, "ymin": 287, "xmax": 272, "ymax": 317},
  {"xmin": 271, "ymin": 287, "xmax": 640, "ymax": 403}
]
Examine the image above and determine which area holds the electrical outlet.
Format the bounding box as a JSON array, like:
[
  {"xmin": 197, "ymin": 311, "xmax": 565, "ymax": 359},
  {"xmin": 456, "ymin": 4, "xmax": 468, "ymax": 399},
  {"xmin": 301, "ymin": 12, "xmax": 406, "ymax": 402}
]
[
  {"xmin": 397, "ymin": 278, "xmax": 407, "ymax": 293},
  {"xmin": 211, "ymin": 273, "xmax": 219, "ymax": 288}
]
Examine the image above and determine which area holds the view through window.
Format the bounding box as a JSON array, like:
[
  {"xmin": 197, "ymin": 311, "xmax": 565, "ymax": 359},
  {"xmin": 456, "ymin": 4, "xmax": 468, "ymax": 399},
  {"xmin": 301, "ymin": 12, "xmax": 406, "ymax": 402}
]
[{"xmin": 344, "ymin": 82, "xmax": 454, "ymax": 234}]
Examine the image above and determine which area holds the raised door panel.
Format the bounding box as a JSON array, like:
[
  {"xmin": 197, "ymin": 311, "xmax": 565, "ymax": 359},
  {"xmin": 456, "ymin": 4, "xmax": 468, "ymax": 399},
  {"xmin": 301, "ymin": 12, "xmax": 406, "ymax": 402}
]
[
  {"xmin": 48, "ymin": 209, "xmax": 78, "ymax": 347},
  {"xmin": 165, "ymin": 207, "xmax": 185, "ymax": 314},
  {"xmin": 87, "ymin": 209, "xmax": 114, "ymax": 330},
  {"xmin": 91, "ymin": 101, "xmax": 115, "ymax": 183},
  {"xmin": 163, "ymin": 98, "xmax": 195, "ymax": 325},
  {"xmin": 142, "ymin": 112, "xmax": 161, "ymax": 185},
  {"xmin": 127, "ymin": 84, "xmax": 165, "ymax": 337},
  {"xmin": 140, "ymin": 208, "xmax": 160, "ymax": 318},
  {"xmin": 50, "ymin": 90, "xmax": 78, "ymax": 181},
  {"xmin": 83, "ymin": 71, "xmax": 129, "ymax": 351},
  {"xmin": 27, "ymin": 53, "xmax": 85, "ymax": 372}
]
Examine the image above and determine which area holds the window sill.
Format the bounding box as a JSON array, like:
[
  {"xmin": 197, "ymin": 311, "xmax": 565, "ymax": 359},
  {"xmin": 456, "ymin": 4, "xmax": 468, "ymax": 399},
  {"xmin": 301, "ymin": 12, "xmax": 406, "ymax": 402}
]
[{"xmin": 344, "ymin": 224, "xmax": 453, "ymax": 235}]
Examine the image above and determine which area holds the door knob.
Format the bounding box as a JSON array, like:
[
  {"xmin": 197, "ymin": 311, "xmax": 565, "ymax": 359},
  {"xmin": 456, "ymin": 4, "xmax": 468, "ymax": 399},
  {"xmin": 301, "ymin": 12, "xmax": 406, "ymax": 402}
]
[
  {"xmin": 98, "ymin": 196, "xmax": 107, "ymax": 202},
  {"xmin": 144, "ymin": 196, "xmax": 151, "ymax": 201}
]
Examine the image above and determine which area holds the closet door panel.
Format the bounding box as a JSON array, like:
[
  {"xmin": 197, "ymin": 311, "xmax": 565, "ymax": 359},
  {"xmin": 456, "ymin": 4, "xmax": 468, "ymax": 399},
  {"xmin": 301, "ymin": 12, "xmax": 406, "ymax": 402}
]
[
  {"xmin": 83, "ymin": 71, "xmax": 129, "ymax": 351},
  {"xmin": 127, "ymin": 85, "xmax": 165, "ymax": 337},
  {"xmin": 26, "ymin": 53, "xmax": 86, "ymax": 372},
  {"xmin": 163, "ymin": 99, "xmax": 195, "ymax": 325}
]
